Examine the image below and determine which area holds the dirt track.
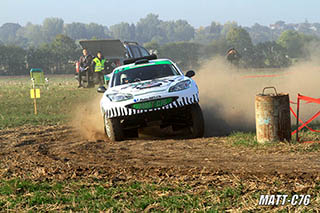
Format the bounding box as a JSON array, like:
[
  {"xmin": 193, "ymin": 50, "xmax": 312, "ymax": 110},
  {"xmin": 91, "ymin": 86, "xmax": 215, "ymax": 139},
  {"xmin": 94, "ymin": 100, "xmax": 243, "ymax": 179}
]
[{"xmin": 1, "ymin": 125, "xmax": 320, "ymax": 183}]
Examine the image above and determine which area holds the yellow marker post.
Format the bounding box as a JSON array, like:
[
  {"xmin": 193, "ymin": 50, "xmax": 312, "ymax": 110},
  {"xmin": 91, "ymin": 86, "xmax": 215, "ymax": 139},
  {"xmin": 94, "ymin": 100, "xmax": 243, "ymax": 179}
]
[
  {"xmin": 30, "ymin": 88, "xmax": 40, "ymax": 99},
  {"xmin": 30, "ymin": 68, "xmax": 46, "ymax": 115},
  {"xmin": 30, "ymin": 88, "xmax": 40, "ymax": 115}
]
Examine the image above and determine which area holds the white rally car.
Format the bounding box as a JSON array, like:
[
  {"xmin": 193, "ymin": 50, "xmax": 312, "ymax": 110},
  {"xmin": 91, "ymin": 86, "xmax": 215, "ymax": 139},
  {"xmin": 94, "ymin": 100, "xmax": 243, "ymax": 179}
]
[{"xmin": 97, "ymin": 55, "xmax": 204, "ymax": 141}]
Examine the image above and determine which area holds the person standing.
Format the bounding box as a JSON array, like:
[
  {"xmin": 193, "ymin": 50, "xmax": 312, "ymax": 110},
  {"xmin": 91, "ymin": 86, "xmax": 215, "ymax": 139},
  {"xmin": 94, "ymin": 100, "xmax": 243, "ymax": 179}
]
[
  {"xmin": 226, "ymin": 48, "xmax": 241, "ymax": 66},
  {"xmin": 78, "ymin": 48, "xmax": 93, "ymax": 88},
  {"xmin": 92, "ymin": 51, "xmax": 106, "ymax": 86}
]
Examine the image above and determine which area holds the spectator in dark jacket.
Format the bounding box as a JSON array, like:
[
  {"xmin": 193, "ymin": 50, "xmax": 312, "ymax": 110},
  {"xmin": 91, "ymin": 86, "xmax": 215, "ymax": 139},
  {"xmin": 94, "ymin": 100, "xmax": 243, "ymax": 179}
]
[{"xmin": 78, "ymin": 48, "xmax": 93, "ymax": 88}]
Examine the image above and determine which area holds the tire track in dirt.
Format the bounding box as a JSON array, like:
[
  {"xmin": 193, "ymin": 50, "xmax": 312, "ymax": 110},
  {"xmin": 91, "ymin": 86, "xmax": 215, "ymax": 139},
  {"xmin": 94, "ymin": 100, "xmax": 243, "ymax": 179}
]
[{"xmin": 1, "ymin": 125, "xmax": 320, "ymax": 182}]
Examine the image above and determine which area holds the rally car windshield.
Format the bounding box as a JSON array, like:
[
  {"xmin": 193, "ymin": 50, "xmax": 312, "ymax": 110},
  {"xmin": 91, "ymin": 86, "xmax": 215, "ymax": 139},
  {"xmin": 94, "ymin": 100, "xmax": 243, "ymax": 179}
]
[{"xmin": 111, "ymin": 64, "xmax": 180, "ymax": 87}]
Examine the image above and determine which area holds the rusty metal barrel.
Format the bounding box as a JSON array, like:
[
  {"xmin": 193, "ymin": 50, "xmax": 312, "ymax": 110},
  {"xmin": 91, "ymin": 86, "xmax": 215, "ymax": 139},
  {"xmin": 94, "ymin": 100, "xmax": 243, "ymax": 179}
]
[{"xmin": 255, "ymin": 87, "xmax": 291, "ymax": 143}]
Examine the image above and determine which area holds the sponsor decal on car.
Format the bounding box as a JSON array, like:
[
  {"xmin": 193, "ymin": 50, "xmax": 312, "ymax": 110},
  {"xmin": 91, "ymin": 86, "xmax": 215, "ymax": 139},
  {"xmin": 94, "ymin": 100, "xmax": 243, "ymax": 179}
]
[
  {"xmin": 129, "ymin": 97, "xmax": 175, "ymax": 110},
  {"xmin": 134, "ymin": 95, "xmax": 162, "ymax": 103}
]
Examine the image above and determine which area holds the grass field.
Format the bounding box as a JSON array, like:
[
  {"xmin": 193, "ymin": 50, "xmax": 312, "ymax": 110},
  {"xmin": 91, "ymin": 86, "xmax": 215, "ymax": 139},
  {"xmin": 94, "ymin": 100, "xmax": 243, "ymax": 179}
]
[
  {"xmin": 0, "ymin": 75, "xmax": 96, "ymax": 129},
  {"xmin": 1, "ymin": 75, "xmax": 320, "ymax": 212},
  {"xmin": 1, "ymin": 178, "xmax": 320, "ymax": 212}
]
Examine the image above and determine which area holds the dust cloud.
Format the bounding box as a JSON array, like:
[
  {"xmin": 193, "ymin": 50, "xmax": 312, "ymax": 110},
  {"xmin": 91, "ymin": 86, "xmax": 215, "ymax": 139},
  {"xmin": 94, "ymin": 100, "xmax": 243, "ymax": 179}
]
[
  {"xmin": 195, "ymin": 57, "xmax": 320, "ymax": 136},
  {"xmin": 70, "ymin": 58, "xmax": 319, "ymax": 139},
  {"xmin": 70, "ymin": 94, "xmax": 107, "ymax": 141}
]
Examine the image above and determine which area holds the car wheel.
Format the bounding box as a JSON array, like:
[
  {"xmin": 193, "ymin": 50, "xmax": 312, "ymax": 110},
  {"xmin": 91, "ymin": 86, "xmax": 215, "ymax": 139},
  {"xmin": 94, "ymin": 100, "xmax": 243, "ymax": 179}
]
[
  {"xmin": 189, "ymin": 103, "xmax": 205, "ymax": 138},
  {"xmin": 104, "ymin": 114, "xmax": 124, "ymax": 141},
  {"xmin": 124, "ymin": 128, "xmax": 139, "ymax": 138}
]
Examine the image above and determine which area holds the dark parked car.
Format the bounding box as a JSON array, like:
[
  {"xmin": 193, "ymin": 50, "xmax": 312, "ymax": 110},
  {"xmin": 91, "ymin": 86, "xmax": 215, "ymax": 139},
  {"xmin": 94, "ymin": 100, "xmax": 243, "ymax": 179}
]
[{"xmin": 75, "ymin": 39, "xmax": 151, "ymax": 88}]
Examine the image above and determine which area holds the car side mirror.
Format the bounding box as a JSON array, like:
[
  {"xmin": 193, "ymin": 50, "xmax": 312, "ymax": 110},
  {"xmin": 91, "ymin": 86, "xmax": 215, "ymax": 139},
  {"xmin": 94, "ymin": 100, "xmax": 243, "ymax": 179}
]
[
  {"xmin": 186, "ymin": 70, "xmax": 195, "ymax": 78},
  {"xmin": 97, "ymin": 86, "xmax": 106, "ymax": 93}
]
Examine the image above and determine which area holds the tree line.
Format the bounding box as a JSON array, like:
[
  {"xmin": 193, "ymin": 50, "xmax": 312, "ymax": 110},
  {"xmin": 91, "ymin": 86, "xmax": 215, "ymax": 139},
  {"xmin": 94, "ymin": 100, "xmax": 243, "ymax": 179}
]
[
  {"xmin": 0, "ymin": 35, "xmax": 79, "ymax": 75},
  {"xmin": 1, "ymin": 14, "xmax": 320, "ymax": 75}
]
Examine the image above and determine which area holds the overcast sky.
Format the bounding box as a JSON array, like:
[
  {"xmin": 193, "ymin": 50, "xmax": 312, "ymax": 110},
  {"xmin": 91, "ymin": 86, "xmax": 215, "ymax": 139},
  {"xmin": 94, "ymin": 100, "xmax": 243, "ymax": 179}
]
[{"xmin": 1, "ymin": 0, "xmax": 319, "ymax": 27}]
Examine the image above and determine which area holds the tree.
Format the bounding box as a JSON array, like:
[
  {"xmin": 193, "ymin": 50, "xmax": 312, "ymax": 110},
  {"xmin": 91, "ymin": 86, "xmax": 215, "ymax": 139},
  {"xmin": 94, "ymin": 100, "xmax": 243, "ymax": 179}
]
[
  {"xmin": 50, "ymin": 34, "xmax": 79, "ymax": 74},
  {"xmin": 277, "ymin": 30, "xmax": 304, "ymax": 58},
  {"xmin": 0, "ymin": 23, "xmax": 21, "ymax": 43},
  {"xmin": 64, "ymin": 22, "xmax": 88, "ymax": 40},
  {"xmin": 42, "ymin": 18, "xmax": 64, "ymax": 43},
  {"xmin": 202, "ymin": 38, "xmax": 229, "ymax": 58},
  {"xmin": 136, "ymin": 14, "xmax": 166, "ymax": 44},
  {"xmin": 109, "ymin": 22, "xmax": 136, "ymax": 41},
  {"xmin": 256, "ymin": 41, "xmax": 290, "ymax": 68},
  {"xmin": 16, "ymin": 22, "xmax": 45, "ymax": 47},
  {"xmin": 226, "ymin": 27, "xmax": 255, "ymax": 67},
  {"xmin": 247, "ymin": 23, "xmax": 274, "ymax": 44},
  {"xmin": 1, "ymin": 45, "xmax": 26, "ymax": 75},
  {"xmin": 194, "ymin": 22, "xmax": 222, "ymax": 44},
  {"xmin": 161, "ymin": 20, "xmax": 195, "ymax": 42},
  {"xmin": 26, "ymin": 47, "xmax": 47, "ymax": 71},
  {"xmin": 226, "ymin": 27, "xmax": 253, "ymax": 50},
  {"xmin": 221, "ymin": 21, "xmax": 238, "ymax": 37},
  {"xmin": 85, "ymin": 23, "xmax": 108, "ymax": 39},
  {"xmin": 37, "ymin": 44, "xmax": 56, "ymax": 74},
  {"xmin": 159, "ymin": 42, "xmax": 202, "ymax": 70},
  {"xmin": 0, "ymin": 45, "xmax": 7, "ymax": 75},
  {"xmin": 64, "ymin": 22, "xmax": 109, "ymax": 40}
]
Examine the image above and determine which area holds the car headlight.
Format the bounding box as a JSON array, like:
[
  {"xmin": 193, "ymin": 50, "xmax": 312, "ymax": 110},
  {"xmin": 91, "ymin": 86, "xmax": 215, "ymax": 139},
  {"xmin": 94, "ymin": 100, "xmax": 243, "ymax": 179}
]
[
  {"xmin": 169, "ymin": 80, "xmax": 192, "ymax": 92},
  {"xmin": 107, "ymin": 93, "xmax": 133, "ymax": 102}
]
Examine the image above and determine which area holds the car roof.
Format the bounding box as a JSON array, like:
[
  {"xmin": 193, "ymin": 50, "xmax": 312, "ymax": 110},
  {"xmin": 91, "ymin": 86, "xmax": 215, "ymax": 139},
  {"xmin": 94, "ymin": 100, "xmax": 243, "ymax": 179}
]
[{"xmin": 114, "ymin": 59, "xmax": 173, "ymax": 73}]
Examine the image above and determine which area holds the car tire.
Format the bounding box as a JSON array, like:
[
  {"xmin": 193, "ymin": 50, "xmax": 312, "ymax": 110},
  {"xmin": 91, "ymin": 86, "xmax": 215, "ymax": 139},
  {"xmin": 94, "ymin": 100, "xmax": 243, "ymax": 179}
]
[
  {"xmin": 104, "ymin": 114, "xmax": 124, "ymax": 141},
  {"xmin": 189, "ymin": 103, "xmax": 205, "ymax": 138},
  {"xmin": 124, "ymin": 128, "xmax": 139, "ymax": 138}
]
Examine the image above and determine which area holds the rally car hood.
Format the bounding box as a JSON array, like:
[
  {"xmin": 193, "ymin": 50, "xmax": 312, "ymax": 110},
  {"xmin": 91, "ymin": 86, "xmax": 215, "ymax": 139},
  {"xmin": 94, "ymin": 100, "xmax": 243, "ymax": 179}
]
[
  {"xmin": 101, "ymin": 74, "xmax": 200, "ymax": 119},
  {"xmin": 107, "ymin": 75, "xmax": 187, "ymax": 95}
]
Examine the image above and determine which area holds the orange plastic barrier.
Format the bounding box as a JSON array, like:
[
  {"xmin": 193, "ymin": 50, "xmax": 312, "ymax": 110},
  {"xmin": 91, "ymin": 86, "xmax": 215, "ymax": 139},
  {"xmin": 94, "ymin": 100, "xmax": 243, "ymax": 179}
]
[{"xmin": 290, "ymin": 94, "xmax": 320, "ymax": 142}]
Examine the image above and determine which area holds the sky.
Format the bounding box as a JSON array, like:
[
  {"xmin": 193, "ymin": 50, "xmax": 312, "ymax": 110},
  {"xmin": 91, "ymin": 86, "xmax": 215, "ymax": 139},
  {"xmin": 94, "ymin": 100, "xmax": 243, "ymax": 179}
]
[{"xmin": 1, "ymin": 0, "xmax": 319, "ymax": 28}]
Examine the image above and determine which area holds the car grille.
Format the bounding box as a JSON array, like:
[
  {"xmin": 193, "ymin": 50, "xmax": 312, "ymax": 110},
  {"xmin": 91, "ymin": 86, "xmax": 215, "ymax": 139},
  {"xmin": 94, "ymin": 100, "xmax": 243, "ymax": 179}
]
[{"xmin": 126, "ymin": 97, "xmax": 177, "ymax": 110}]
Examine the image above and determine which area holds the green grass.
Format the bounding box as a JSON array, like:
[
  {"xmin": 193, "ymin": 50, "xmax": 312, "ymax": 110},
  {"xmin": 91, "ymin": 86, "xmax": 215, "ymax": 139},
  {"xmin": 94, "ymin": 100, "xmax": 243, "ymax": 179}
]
[
  {"xmin": 1, "ymin": 75, "xmax": 320, "ymax": 212},
  {"xmin": 229, "ymin": 132, "xmax": 260, "ymax": 147},
  {"xmin": 229, "ymin": 129, "xmax": 320, "ymax": 148},
  {"xmin": 0, "ymin": 179, "xmax": 220, "ymax": 211},
  {"xmin": 0, "ymin": 178, "xmax": 318, "ymax": 212},
  {"xmin": 0, "ymin": 75, "xmax": 97, "ymax": 129}
]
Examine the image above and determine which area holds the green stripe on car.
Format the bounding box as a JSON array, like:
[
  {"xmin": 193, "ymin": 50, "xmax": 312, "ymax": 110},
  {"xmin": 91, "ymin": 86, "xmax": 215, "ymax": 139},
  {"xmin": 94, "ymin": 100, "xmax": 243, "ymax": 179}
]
[{"xmin": 115, "ymin": 60, "xmax": 172, "ymax": 73}]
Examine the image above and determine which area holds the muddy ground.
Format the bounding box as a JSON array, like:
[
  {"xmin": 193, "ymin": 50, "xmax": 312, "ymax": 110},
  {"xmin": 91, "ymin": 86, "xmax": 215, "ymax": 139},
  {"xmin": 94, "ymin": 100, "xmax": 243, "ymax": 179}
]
[{"xmin": 1, "ymin": 125, "xmax": 320, "ymax": 186}]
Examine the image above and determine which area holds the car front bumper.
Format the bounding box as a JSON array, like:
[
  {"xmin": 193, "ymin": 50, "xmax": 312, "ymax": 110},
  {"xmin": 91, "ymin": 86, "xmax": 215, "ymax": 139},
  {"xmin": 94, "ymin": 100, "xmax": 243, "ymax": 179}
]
[{"xmin": 103, "ymin": 92, "xmax": 200, "ymax": 119}]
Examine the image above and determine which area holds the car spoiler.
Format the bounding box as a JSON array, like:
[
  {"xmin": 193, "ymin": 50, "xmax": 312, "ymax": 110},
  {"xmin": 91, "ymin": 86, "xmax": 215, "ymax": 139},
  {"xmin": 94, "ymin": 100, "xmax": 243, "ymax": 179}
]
[{"xmin": 123, "ymin": 54, "xmax": 157, "ymax": 65}]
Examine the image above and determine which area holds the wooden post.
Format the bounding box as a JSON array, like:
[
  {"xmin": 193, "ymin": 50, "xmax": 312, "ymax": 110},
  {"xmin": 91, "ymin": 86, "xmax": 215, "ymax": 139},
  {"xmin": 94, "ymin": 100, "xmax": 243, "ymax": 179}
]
[
  {"xmin": 32, "ymin": 79, "xmax": 37, "ymax": 115},
  {"xmin": 33, "ymin": 89, "xmax": 37, "ymax": 115},
  {"xmin": 296, "ymin": 94, "xmax": 300, "ymax": 142}
]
